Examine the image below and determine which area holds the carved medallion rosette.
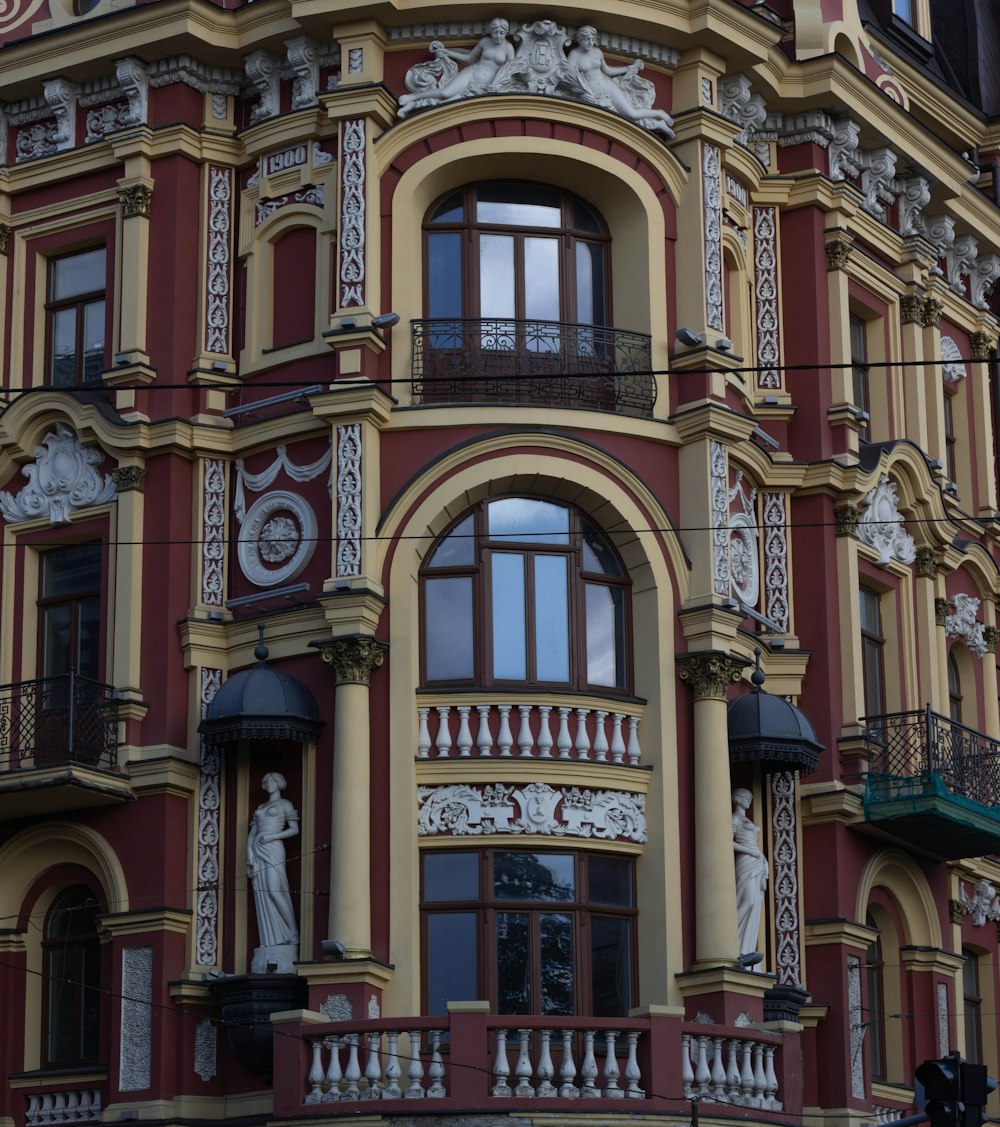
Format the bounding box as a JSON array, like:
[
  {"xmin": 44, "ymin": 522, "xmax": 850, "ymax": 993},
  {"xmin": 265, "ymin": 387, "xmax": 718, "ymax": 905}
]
[{"xmin": 237, "ymin": 490, "xmax": 317, "ymax": 587}]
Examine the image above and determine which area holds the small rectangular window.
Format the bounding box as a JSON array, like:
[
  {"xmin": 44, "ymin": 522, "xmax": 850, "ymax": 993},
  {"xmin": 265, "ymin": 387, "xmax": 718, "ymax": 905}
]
[
  {"xmin": 47, "ymin": 249, "xmax": 106, "ymax": 387},
  {"xmin": 943, "ymin": 390, "xmax": 958, "ymax": 485},
  {"xmin": 850, "ymin": 314, "xmax": 871, "ymax": 443},
  {"xmin": 859, "ymin": 585, "xmax": 886, "ymax": 718}
]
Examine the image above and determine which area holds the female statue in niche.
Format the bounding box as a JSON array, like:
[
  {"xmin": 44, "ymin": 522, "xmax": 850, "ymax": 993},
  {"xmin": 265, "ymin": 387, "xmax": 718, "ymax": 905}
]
[
  {"xmin": 247, "ymin": 772, "xmax": 300, "ymax": 954},
  {"xmin": 732, "ymin": 787, "xmax": 768, "ymax": 965}
]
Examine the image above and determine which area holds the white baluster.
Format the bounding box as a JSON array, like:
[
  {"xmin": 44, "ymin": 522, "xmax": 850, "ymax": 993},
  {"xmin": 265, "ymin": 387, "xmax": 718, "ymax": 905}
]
[
  {"xmin": 88, "ymin": 1092, "xmax": 101, "ymax": 1120},
  {"xmin": 575, "ymin": 709, "xmax": 591, "ymax": 760},
  {"xmin": 536, "ymin": 1029, "xmax": 556, "ymax": 1096},
  {"xmin": 492, "ymin": 1029, "xmax": 512, "ymax": 1096},
  {"xmin": 52, "ymin": 1093, "xmax": 66, "ymax": 1123},
  {"xmin": 694, "ymin": 1036, "xmax": 711, "ymax": 1097},
  {"xmin": 557, "ymin": 709, "xmax": 573, "ymax": 759},
  {"xmin": 417, "ymin": 708, "xmax": 431, "ymax": 758},
  {"xmin": 626, "ymin": 715, "xmax": 641, "ymax": 765},
  {"xmin": 580, "ymin": 1030, "xmax": 599, "ymax": 1097},
  {"xmin": 497, "ymin": 705, "xmax": 513, "ymax": 756},
  {"xmin": 593, "ymin": 711, "xmax": 609, "ymax": 762},
  {"xmin": 363, "ymin": 1032, "xmax": 382, "ymax": 1099},
  {"xmin": 725, "ymin": 1039, "xmax": 741, "ymax": 1101},
  {"xmin": 26, "ymin": 1096, "xmax": 39, "ymax": 1127},
  {"xmin": 40, "ymin": 1095, "xmax": 54, "ymax": 1124},
  {"xmin": 324, "ymin": 1035, "xmax": 344, "ymax": 1101},
  {"xmin": 517, "ymin": 706, "xmax": 534, "ymax": 757},
  {"xmin": 78, "ymin": 1092, "xmax": 94, "ymax": 1123},
  {"xmin": 64, "ymin": 1092, "xmax": 79, "ymax": 1122},
  {"xmin": 344, "ymin": 1034, "xmax": 362, "ymax": 1099},
  {"xmin": 763, "ymin": 1044, "xmax": 779, "ymax": 1108},
  {"xmin": 624, "ymin": 1031, "xmax": 643, "ymax": 1098},
  {"xmin": 559, "ymin": 1030, "xmax": 578, "ymax": 1097},
  {"xmin": 514, "ymin": 1029, "xmax": 534, "ymax": 1096},
  {"xmin": 603, "ymin": 1031, "xmax": 622, "ymax": 1097},
  {"xmin": 383, "ymin": 1031, "xmax": 402, "ymax": 1098},
  {"xmin": 406, "ymin": 1030, "xmax": 425, "ymax": 1097},
  {"xmin": 610, "ymin": 713, "xmax": 626, "ymax": 764},
  {"xmin": 681, "ymin": 1033, "xmax": 695, "ymax": 1098},
  {"xmin": 306, "ymin": 1039, "xmax": 325, "ymax": 1102},
  {"xmin": 477, "ymin": 705, "xmax": 494, "ymax": 756},
  {"xmin": 537, "ymin": 706, "xmax": 553, "ymax": 758},
  {"xmin": 428, "ymin": 1030, "xmax": 446, "ymax": 1097},
  {"xmin": 710, "ymin": 1037, "xmax": 726, "ymax": 1101},
  {"xmin": 739, "ymin": 1041, "xmax": 754, "ymax": 1104},
  {"xmin": 752, "ymin": 1043, "xmax": 767, "ymax": 1107},
  {"xmin": 435, "ymin": 706, "xmax": 452, "ymax": 758},
  {"xmin": 456, "ymin": 707, "xmax": 473, "ymax": 757}
]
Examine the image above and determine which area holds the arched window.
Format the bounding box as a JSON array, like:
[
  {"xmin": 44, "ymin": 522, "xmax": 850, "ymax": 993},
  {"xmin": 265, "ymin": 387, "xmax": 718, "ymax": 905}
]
[
  {"xmin": 421, "ymin": 498, "xmax": 630, "ymax": 691},
  {"xmin": 43, "ymin": 885, "xmax": 101, "ymax": 1067},
  {"xmin": 948, "ymin": 651, "xmax": 963, "ymax": 723},
  {"xmin": 425, "ymin": 181, "xmax": 610, "ymax": 330}
]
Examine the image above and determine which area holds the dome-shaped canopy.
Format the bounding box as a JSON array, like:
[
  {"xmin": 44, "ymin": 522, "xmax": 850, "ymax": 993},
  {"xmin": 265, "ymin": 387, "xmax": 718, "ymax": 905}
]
[
  {"xmin": 199, "ymin": 626, "xmax": 323, "ymax": 748},
  {"xmin": 727, "ymin": 651, "xmax": 823, "ymax": 776}
]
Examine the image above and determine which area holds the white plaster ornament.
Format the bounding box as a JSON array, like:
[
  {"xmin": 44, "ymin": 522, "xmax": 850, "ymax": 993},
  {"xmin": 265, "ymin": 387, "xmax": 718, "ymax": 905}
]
[
  {"xmin": 732, "ymin": 788, "xmax": 768, "ymax": 969},
  {"xmin": 0, "ymin": 423, "xmax": 116, "ymax": 525},
  {"xmin": 945, "ymin": 593, "xmax": 987, "ymax": 657},
  {"xmin": 856, "ymin": 475, "xmax": 916, "ymax": 566},
  {"xmin": 958, "ymin": 878, "xmax": 1000, "ymax": 927},
  {"xmin": 398, "ymin": 19, "xmax": 674, "ymax": 137},
  {"xmin": 248, "ymin": 772, "xmax": 300, "ymax": 974}
]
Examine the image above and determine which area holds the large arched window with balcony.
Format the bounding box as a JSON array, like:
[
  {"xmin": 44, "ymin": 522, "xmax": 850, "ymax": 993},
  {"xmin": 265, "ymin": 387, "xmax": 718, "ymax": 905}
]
[
  {"xmin": 421, "ymin": 497, "xmax": 630, "ymax": 692},
  {"xmin": 416, "ymin": 182, "xmax": 653, "ymax": 414}
]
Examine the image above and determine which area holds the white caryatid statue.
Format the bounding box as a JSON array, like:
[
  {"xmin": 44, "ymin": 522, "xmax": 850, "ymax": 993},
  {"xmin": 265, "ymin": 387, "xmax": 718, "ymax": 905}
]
[
  {"xmin": 732, "ymin": 787, "xmax": 768, "ymax": 968},
  {"xmin": 248, "ymin": 771, "xmax": 300, "ymax": 973}
]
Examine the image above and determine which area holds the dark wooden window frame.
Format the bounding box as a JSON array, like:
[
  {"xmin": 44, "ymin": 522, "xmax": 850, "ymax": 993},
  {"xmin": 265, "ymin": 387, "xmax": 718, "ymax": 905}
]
[
  {"xmin": 419, "ymin": 499, "xmax": 632, "ymax": 693},
  {"xmin": 37, "ymin": 542, "xmax": 104, "ymax": 681},
  {"xmin": 42, "ymin": 884, "xmax": 102, "ymax": 1069},
  {"xmin": 962, "ymin": 947, "xmax": 983, "ymax": 1064},
  {"xmin": 420, "ymin": 848, "xmax": 637, "ymax": 1017},
  {"xmin": 865, "ymin": 913, "xmax": 887, "ymax": 1082},
  {"xmin": 45, "ymin": 247, "xmax": 107, "ymax": 388},
  {"xmin": 943, "ymin": 384, "xmax": 958, "ymax": 486},
  {"xmin": 859, "ymin": 584, "xmax": 887, "ymax": 718},
  {"xmin": 850, "ymin": 313, "xmax": 872, "ymax": 444}
]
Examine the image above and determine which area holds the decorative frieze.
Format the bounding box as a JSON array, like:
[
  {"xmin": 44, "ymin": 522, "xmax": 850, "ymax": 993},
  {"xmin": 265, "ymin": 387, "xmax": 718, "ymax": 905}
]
[
  {"xmin": 970, "ymin": 330, "xmax": 996, "ymax": 361},
  {"xmin": 118, "ymin": 183, "xmax": 153, "ymax": 219},
  {"xmin": 396, "ymin": 19, "xmax": 674, "ymax": 136},
  {"xmin": 678, "ymin": 652, "xmax": 747, "ymax": 701},
  {"xmin": 196, "ymin": 667, "xmax": 222, "ymax": 968},
  {"xmin": 205, "ymin": 166, "xmax": 233, "ymax": 356},
  {"xmin": 201, "ymin": 460, "xmax": 225, "ymax": 607},
  {"xmin": 703, "ymin": 144, "xmax": 724, "ymax": 332},
  {"xmin": 857, "ymin": 475, "xmax": 916, "ymax": 566},
  {"xmin": 14, "ymin": 77, "xmax": 78, "ymax": 162},
  {"xmin": 771, "ymin": 772, "xmax": 800, "ymax": 985},
  {"xmin": 956, "ymin": 878, "xmax": 1000, "ymax": 927},
  {"xmin": 145, "ymin": 55, "xmax": 242, "ymax": 96},
  {"xmin": 339, "ymin": 119, "xmax": 366, "ymax": 309},
  {"xmin": 316, "ymin": 635, "xmax": 387, "ymax": 685},
  {"xmin": 763, "ymin": 492, "xmax": 789, "ymax": 632},
  {"xmin": 945, "ymin": 593, "xmax": 987, "ymax": 657},
  {"xmin": 119, "ymin": 946, "xmax": 153, "ymax": 1091},
  {"xmin": 336, "ymin": 423, "xmax": 362, "ymax": 577},
  {"xmin": 0, "ymin": 424, "xmax": 116, "ymax": 525},
  {"xmin": 254, "ymin": 186, "xmax": 325, "ymax": 227},
  {"xmin": 753, "ymin": 207, "xmax": 781, "ymax": 389},
  {"xmin": 710, "ymin": 440, "xmax": 729, "ymax": 596},
  {"xmin": 417, "ymin": 781, "xmax": 647, "ymax": 843}
]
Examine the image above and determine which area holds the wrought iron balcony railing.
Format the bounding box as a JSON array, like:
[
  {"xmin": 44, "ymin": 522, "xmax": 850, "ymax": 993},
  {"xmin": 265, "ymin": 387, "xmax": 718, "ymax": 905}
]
[
  {"xmin": 411, "ymin": 318, "xmax": 655, "ymax": 416},
  {"xmin": 0, "ymin": 672, "xmax": 121, "ymax": 773},
  {"xmin": 863, "ymin": 707, "xmax": 1000, "ymax": 806}
]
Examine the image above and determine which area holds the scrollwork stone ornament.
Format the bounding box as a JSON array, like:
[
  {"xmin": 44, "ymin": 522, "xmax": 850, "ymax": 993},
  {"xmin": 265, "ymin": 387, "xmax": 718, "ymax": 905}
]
[
  {"xmin": 201, "ymin": 460, "xmax": 225, "ymax": 607},
  {"xmin": 118, "ymin": 183, "xmax": 153, "ymax": 220},
  {"xmin": 728, "ymin": 470, "xmax": 759, "ymax": 608},
  {"xmin": 763, "ymin": 492, "xmax": 789, "ymax": 632},
  {"xmin": 957, "ymin": 879, "xmax": 1000, "ymax": 927},
  {"xmin": 0, "ymin": 424, "xmax": 116, "ymax": 525},
  {"xmin": 945, "ymin": 592, "xmax": 987, "ymax": 657},
  {"xmin": 711, "ymin": 439, "xmax": 729, "ymax": 595},
  {"xmin": 970, "ymin": 330, "xmax": 995, "ymax": 361},
  {"xmin": 856, "ymin": 475, "xmax": 916, "ymax": 566},
  {"xmin": 196, "ymin": 667, "xmax": 222, "ymax": 968},
  {"xmin": 678, "ymin": 652, "xmax": 747, "ymax": 701},
  {"xmin": 718, "ymin": 74, "xmax": 768, "ymax": 155},
  {"xmin": 340, "ymin": 119, "xmax": 366, "ymax": 308},
  {"xmin": 417, "ymin": 781, "xmax": 646, "ymax": 842},
  {"xmin": 753, "ymin": 207, "xmax": 781, "ymax": 389},
  {"xmin": 205, "ymin": 166, "xmax": 233, "ymax": 355},
  {"xmin": 336, "ymin": 423, "xmax": 362, "ymax": 577},
  {"xmin": 397, "ymin": 19, "xmax": 675, "ymax": 137},
  {"xmin": 316, "ymin": 635, "xmax": 387, "ymax": 685},
  {"xmin": 771, "ymin": 772, "xmax": 800, "ymax": 985},
  {"xmin": 703, "ymin": 144, "xmax": 724, "ymax": 332}
]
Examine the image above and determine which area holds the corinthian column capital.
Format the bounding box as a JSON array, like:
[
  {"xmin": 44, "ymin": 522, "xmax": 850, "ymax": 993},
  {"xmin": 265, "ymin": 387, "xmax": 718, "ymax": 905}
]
[
  {"xmin": 678, "ymin": 651, "xmax": 748, "ymax": 701},
  {"xmin": 313, "ymin": 634, "xmax": 388, "ymax": 685}
]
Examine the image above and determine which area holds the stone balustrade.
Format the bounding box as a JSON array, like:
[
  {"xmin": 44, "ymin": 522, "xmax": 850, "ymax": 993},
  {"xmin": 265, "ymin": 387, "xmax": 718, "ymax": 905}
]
[
  {"xmin": 25, "ymin": 1090, "xmax": 102, "ymax": 1126},
  {"xmin": 305, "ymin": 1029, "xmax": 447, "ymax": 1102},
  {"xmin": 491, "ymin": 1026, "xmax": 644, "ymax": 1098},
  {"xmin": 417, "ymin": 701, "xmax": 642, "ymax": 764},
  {"xmin": 681, "ymin": 1031, "xmax": 782, "ymax": 1110}
]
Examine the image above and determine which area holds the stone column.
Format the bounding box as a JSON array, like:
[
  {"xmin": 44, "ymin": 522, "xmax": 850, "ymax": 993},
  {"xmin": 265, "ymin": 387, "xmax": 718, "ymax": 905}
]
[
  {"xmin": 314, "ymin": 634, "xmax": 387, "ymax": 957},
  {"xmin": 678, "ymin": 651, "xmax": 745, "ymax": 967}
]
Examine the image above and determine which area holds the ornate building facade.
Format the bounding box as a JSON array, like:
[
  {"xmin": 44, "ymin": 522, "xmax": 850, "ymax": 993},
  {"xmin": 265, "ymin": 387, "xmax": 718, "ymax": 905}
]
[{"xmin": 2, "ymin": 0, "xmax": 1000, "ymax": 1126}]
